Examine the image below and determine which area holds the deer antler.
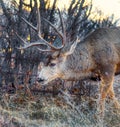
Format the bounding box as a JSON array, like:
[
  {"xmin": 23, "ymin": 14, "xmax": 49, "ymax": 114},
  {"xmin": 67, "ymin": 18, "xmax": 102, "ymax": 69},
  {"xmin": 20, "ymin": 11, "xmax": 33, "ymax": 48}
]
[
  {"xmin": 65, "ymin": 36, "xmax": 80, "ymax": 56},
  {"xmin": 15, "ymin": 32, "xmax": 52, "ymax": 51},
  {"xmin": 16, "ymin": 8, "xmax": 66, "ymax": 51}
]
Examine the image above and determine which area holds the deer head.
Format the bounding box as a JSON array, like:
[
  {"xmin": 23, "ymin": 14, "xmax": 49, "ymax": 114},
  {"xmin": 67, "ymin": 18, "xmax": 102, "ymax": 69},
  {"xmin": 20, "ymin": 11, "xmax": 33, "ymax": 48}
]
[{"xmin": 16, "ymin": 8, "xmax": 79, "ymax": 85}]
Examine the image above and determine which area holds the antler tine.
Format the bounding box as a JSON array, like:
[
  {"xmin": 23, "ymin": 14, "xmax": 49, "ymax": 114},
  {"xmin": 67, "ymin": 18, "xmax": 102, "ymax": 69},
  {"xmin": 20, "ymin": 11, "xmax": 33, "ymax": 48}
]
[
  {"xmin": 16, "ymin": 31, "xmax": 58, "ymax": 51},
  {"xmin": 15, "ymin": 32, "xmax": 51, "ymax": 50},
  {"xmin": 21, "ymin": 17, "xmax": 37, "ymax": 32},
  {"xmin": 42, "ymin": 18, "xmax": 64, "ymax": 41},
  {"xmin": 42, "ymin": 9, "xmax": 66, "ymax": 49},
  {"xmin": 15, "ymin": 32, "xmax": 28, "ymax": 45},
  {"xmin": 21, "ymin": 8, "xmax": 41, "ymax": 36},
  {"xmin": 43, "ymin": 13, "xmax": 66, "ymax": 50}
]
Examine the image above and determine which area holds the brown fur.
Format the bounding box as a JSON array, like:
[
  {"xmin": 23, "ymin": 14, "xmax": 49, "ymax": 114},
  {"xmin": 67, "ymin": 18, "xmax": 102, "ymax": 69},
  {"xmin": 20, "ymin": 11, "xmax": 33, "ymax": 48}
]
[{"xmin": 38, "ymin": 27, "xmax": 120, "ymax": 115}]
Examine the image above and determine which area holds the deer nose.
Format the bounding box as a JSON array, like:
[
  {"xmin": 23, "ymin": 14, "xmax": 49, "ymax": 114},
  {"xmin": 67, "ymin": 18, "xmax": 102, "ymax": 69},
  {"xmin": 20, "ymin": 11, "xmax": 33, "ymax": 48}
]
[{"xmin": 37, "ymin": 78, "xmax": 44, "ymax": 82}]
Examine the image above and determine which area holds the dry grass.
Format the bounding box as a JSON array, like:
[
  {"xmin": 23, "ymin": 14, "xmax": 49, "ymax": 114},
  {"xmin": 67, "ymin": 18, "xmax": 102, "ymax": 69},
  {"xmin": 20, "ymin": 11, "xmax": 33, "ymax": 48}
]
[{"xmin": 0, "ymin": 76, "xmax": 119, "ymax": 127}]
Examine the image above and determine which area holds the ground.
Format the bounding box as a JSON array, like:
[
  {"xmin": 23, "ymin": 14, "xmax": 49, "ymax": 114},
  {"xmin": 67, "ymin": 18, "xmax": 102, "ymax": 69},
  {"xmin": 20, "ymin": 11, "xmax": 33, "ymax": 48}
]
[{"xmin": 0, "ymin": 75, "xmax": 119, "ymax": 127}]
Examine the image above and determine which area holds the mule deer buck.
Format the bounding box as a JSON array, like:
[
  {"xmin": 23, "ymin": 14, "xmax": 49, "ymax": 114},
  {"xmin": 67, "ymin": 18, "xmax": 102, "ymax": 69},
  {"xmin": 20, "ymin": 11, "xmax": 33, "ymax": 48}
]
[{"xmin": 16, "ymin": 8, "xmax": 120, "ymax": 115}]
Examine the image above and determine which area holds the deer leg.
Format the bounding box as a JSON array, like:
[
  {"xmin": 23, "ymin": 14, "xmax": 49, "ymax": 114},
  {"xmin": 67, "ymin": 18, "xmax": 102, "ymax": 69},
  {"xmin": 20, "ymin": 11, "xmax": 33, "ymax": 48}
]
[
  {"xmin": 99, "ymin": 65, "xmax": 115, "ymax": 115},
  {"xmin": 99, "ymin": 78, "xmax": 112, "ymax": 115},
  {"xmin": 108, "ymin": 85, "xmax": 120, "ymax": 109}
]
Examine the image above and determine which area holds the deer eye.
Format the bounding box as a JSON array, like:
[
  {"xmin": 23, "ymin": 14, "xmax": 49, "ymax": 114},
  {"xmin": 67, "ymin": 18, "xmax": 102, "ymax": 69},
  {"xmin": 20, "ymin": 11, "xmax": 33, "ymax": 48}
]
[{"xmin": 49, "ymin": 63, "xmax": 56, "ymax": 67}]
